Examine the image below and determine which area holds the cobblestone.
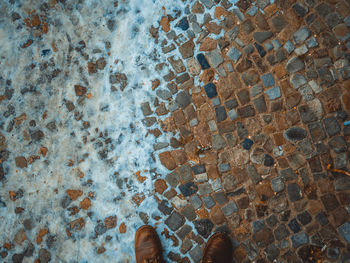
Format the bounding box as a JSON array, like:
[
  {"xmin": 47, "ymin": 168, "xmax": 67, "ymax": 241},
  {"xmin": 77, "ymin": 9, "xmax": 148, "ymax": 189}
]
[
  {"xmin": 291, "ymin": 232, "xmax": 308, "ymax": 248},
  {"xmin": 323, "ymin": 116, "xmax": 341, "ymax": 137},
  {"xmin": 293, "ymin": 27, "xmax": 311, "ymax": 44},
  {"xmin": 338, "ymin": 222, "xmax": 350, "ymax": 244},
  {"xmin": 274, "ymin": 224, "xmax": 290, "ymax": 241},
  {"xmin": 226, "ymin": 46, "xmax": 242, "ymax": 63},
  {"xmin": 179, "ymin": 182, "xmax": 198, "ymax": 197},
  {"xmin": 165, "ymin": 212, "xmax": 186, "ymax": 231},
  {"xmin": 286, "ymin": 57, "xmax": 305, "ymax": 73},
  {"xmin": 196, "ymin": 53, "xmax": 210, "ymax": 69},
  {"xmin": 203, "ymin": 83, "xmax": 217, "ymax": 98},
  {"xmin": 271, "ymin": 177, "xmax": 285, "ymax": 193},
  {"xmin": 194, "ymin": 219, "xmax": 213, "ymax": 238},
  {"xmin": 253, "ymin": 31, "xmax": 274, "ymax": 44},
  {"xmin": 190, "ymin": 195, "xmax": 202, "ymax": 210},
  {"xmin": 287, "ymin": 183, "xmax": 303, "ymax": 202},
  {"xmin": 289, "ymin": 219, "xmax": 301, "ymax": 234},
  {"xmin": 321, "ymin": 193, "xmax": 340, "ymax": 212},
  {"xmin": 293, "ymin": 3, "xmax": 309, "ymax": 17},
  {"xmin": 222, "ymin": 202, "xmax": 238, "ymax": 216},
  {"xmin": 206, "ymin": 49, "xmax": 224, "ymax": 68}
]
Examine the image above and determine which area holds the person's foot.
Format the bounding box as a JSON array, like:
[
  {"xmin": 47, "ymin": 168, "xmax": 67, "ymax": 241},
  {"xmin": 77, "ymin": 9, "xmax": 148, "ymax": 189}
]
[
  {"xmin": 203, "ymin": 232, "xmax": 233, "ymax": 263},
  {"xmin": 135, "ymin": 225, "xmax": 164, "ymax": 263}
]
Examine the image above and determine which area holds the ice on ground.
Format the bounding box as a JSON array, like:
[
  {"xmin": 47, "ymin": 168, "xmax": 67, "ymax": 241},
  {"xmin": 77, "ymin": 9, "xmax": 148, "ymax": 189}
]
[{"xmin": 0, "ymin": 0, "xmax": 186, "ymax": 262}]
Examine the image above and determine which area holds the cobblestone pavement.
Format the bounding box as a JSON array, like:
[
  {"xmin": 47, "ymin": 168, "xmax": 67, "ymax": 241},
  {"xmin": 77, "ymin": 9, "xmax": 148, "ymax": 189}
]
[
  {"xmin": 149, "ymin": 0, "xmax": 350, "ymax": 262},
  {"xmin": 1, "ymin": 0, "xmax": 350, "ymax": 262}
]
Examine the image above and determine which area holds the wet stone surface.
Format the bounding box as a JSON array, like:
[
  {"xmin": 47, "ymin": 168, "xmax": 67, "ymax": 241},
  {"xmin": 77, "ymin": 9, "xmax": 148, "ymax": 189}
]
[{"xmin": 1, "ymin": 0, "xmax": 350, "ymax": 262}]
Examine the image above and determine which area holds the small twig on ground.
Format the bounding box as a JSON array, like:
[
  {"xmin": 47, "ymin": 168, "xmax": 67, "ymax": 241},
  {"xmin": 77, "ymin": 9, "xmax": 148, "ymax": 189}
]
[{"xmin": 326, "ymin": 164, "xmax": 350, "ymax": 176}]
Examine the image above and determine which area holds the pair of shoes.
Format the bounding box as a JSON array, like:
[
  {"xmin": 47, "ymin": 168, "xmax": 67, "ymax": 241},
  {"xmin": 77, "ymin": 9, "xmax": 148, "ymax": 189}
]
[{"xmin": 135, "ymin": 225, "xmax": 233, "ymax": 263}]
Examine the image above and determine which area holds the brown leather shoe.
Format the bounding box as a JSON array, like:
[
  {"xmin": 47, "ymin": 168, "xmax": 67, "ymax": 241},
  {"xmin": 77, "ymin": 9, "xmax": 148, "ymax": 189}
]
[
  {"xmin": 203, "ymin": 232, "xmax": 233, "ymax": 263},
  {"xmin": 135, "ymin": 225, "xmax": 164, "ymax": 263}
]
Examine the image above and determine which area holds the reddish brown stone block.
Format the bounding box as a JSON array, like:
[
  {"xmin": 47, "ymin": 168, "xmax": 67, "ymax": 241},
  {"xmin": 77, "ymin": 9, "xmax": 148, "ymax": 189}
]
[
  {"xmin": 104, "ymin": 216, "xmax": 117, "ymax": 229},
  {"xmin": 15, "ymin": 156, "xmax": 27, "ymax": 168},
  {"xmin": 159, "ymin": 151, "xmax": 177, "ymax": 170},
  {"xmin": 193, "ymin": 122, "xmax": 212, "ymax": 148},
  {"xmin": 66, "ymin": 189, "xmax": 83, "ymax": 201},
  {"xmin": 171, "ymin": 149, "xmax": 187, "ymax": 165},
  {"xmin": 210, "ymin": 206, "xmax": 226, "ymax": 225},
  {"xmin": 154, "ymin": 179, "xmax": 168, "ymax": 194},
  {"xmin": 199, "ymin": 38, "xmax": 217, "ymax": 51},
  {"xmin": 173, "ymin": 110, "xmax": 186, "ymax": 126},
  {"xmin": 273, "ymin": 132, "xmax": 285, "ymax": 146}
]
